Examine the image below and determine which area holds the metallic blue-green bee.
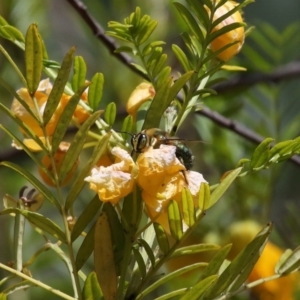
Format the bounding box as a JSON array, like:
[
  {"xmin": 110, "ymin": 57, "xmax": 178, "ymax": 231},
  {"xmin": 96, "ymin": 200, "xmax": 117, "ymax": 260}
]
[{"xmin": 130, "ymin": 128, "xmax": 194, "ymax": 171}]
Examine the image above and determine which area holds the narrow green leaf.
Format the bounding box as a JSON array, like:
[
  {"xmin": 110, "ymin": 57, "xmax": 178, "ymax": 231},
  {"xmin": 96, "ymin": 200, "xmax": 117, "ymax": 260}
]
[
  {"xmin": 71, "ymin": 195, "xmax": 102, "ymax": 242},
  {"xmin": 136, "ymin": 263, "xmax": 207, "ymax": 300},
  {"xmin": 121, "ymin": 115, "xmax": 133, "ymax": 135},
  {"xmin": 171, "ymin": 244, "xmax": 220, "ymax": 260},
  {"xmin": 153, "ymin": 223, "xmax": 169, "ymax": 254},
  {"xmin": 174, "ymin": 2, "xmax": 204, "ymax": 43},
  {"xmin": 103, "ymin": 202, "xmax": 125, "ymax": 265},
  {"xmin": 88, "ymin": 73, "xmax": 104, "ymax": 110},
  {"xmin": 209, "ymin": 167, "xmax": 242, "ymax": 208},
  {"xmin": 168, "ymin": 71, "xmax": 194, "ymax": 102},
  {"xmin": 275, "ymin": 249, "xmax": 293, "ymax": 274},
  {"xmin": 82, "ymin": 272, "xmax": 103, "ymax": 300},
  {"xmin": 0, "ymin": 161, "xmax": 59, "ymax": 210},
  {"xmin": 65, "ymin": 133, "xmax": 111, "ymax": 210},
  {"xmin": 208, "ymin": 23, "xmax": 245, "ymax": 44},
  {"xmin": 72, "ymin": 56, "xmax": 87, "ymax": 92},
  {"xmin": 59, "ymin": 111, "xmax": 102, "ymax": 183},
  {"xmin": 0, "ymin": 125, "xmax": 47, "ymax": 172},
  {"xmin": 0, "ymin": 100, "xmax": 47, "ymax": 152},
  {"xmin": 143, "ymin": 78, "xmax": 172, "ymax": 129},
  {"xmin": 152, "ymin": 54, "xmax": 168, "ymax": 78},
  {"xmin": 269, "ymin": 140, "xmax": 295, "ymax": 163},
  {"xmin": 25, "ymin": 24, "xmax": 43, "ymax": 95},
  {"xmin": 0, "ymin": 293, "xmax": 6, "ymax": 300},
  {"xmin": 43, "ymin": 47, "xmax": 75, "ymax": 125},
  {"xmin": 204, "ymin": 224, "xmax": 272, "ymax": 299},
  {"xmin": 172, "ymin": 44, "xmax": 192, "ymax": 72},
  {"xmin": 137, "ymin": 19, "xmax": 158, "ymax": 45},
  {"xmin": 104, "ymin": 102, "xmax": 116, "ymax": 126},
  {"xmin": 181, "ymin": 188, "xmax": 195, "ymax": 227},
  {"xmin": 156, "ymin": 67, "xmax": 172, "ymax": 88},
  {"xmin": 0, "ymin": 25, "xmax": 25, "ymax": 44},
  {"xmin": 276, "ymin": 246, "xmax": 300, "ymax": 274},
  {"xmin": 52, "ymin": 83, "xmax": 89, "ymax": 153},
  {"xmin": 186, "ymin": 0, "xmax": 210, "ymax": 28},
  {"xmin": 198, "ymin": 182, "xmax": 211, "ymax": 211},
  {"xmin": 168, "ymin": 200, "xmax": 183, "ymax": 240},
  {"xmin": 0, "ymin": 16, "xmax": 8, "ymax": 26},
  {"xmin": 138, "ymin": 239, "xmax": 156, "ymax": 269},
  {"xmin": 132, "ymin": 248, "xmax": 147, "ymax": 279},
  {"xmin": 180, "ymin": 275, "xmax": 218, "ymax": 300},
  {"xmin": 94, "ymin": 212, "xmax": 117, "ymax": 300},
  {"xmin": 76, "ymin": 222, "xmax": 96, "ymax": 270},
  {"xmin": 198, "ymin": 244, "xmax": 232, "ymax": 281},
  {"xmin": 250, "ymin": 137, "xmax": 274, "ymax": 169},
  {"xmin": 0, "ymin": 208, "xmax": 66, "ymax": 243}
]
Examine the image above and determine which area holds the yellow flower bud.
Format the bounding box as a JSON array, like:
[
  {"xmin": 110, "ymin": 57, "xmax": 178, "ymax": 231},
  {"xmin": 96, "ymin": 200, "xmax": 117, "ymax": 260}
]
[
  {"xmin": 208, "ymin": 1, "xmax": 244, "ymax": 61},
  {"xmin": 126, "ymin": 82, "xmax": 155, "ymax": 118}
]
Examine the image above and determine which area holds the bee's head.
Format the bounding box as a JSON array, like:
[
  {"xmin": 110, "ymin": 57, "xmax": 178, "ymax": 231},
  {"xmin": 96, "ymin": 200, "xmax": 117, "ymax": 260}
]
[{"xmin": 131, "ymin": 132, "xmax": 148, "ymax": 153}]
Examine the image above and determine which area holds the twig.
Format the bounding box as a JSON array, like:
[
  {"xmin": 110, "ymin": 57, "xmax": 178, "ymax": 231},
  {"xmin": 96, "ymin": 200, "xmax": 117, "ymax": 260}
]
[{"xmin": 65, "ymin": 0, "xmax": 149, "ymax": 80}]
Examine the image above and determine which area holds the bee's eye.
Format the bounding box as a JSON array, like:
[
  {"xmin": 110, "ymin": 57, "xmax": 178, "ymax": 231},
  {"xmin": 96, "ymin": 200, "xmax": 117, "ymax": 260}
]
[
  {"xmin": 131, "ymin": 134, "xmax": 148, "ymax": 153},
  {"xmin": 137, "ymin": 134, "xmax": 147, "ymax": 151}
]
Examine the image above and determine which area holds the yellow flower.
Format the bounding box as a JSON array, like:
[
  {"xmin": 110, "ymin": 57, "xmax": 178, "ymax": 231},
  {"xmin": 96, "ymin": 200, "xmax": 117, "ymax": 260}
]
[
  {"xmin": 126, "ymin": 82, "xmax": 155, "ymax": 118},
  {"xmin": 207, "ymin": 1, "xmax": 245, "ymax": 61},
  {"xmin": 137, "ymin": 145, "xmax": 207, "ymax": 233},
  {"xmin": 39, "ymin": 142, "xmax": 79, "ymax": 187},
  {"xmin": 11, "ymin": 78, "xmax": 90, "ymax": 151},
  {"xmin": 84, "ymin": 147, "xmax": 136, "ymax": 204}
]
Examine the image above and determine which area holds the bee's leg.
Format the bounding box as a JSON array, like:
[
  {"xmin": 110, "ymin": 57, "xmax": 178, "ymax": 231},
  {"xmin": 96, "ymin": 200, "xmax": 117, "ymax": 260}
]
[{"xmin": 181, "ymin": 170, "xmax": 189, "ymax": 185}]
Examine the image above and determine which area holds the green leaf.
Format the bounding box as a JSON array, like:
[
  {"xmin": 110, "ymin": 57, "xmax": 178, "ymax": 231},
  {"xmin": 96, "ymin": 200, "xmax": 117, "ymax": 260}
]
[
  {"xmin": 0, "ymin": 16, "xmax": 8, "ymax": 26},
  {"xmin": 203, "ymin": 224, "xmax": 272, "ymax": 299},
  {"xmin": 88, "ymin": 73, "xmax": 104, "ymax": 111},
  {"xmin": 156, "ymin": 67, "xmax": 172, "ymax": 88},
  {"xmin": 143, "ymin": 78, "xmax": 172, "ymax": 129},
  {"xmin": 132, "ymin": 248, "xmax": 147, "ymax": 279},
  {"xmin": 103, "ymin": 203, "xmax": 125, "ymax": 266},
  {"xmin": 72, "ymin": 56, "xmax": 87, "ymax": 92},
  {"xmin": 65, "ymin": 133, "xmax": 111, "ymax": 210},
  {"xmin": 153, "ymin": 223, "xmax": 169, "ymax": 254},
  {"xmin": 121, "ymin": 115, "xmax": 133, "ymax": 135},
  {"xmin": 198, "ymin": 182, "xmax": 211, "ymax": 211},
  {"xmin": 0, "ymin": 161, "xmax": 59, "ymax": 210},
  {"xmin": 43, "ymin": 47, "xmax": 75, "ymax": 125},
  {"xmin": 25, "ymin": 24, "xmax": 43, "ymax": 95},
  {"xmin": 198, "ymin": 244, "xmax": 232, "ymax": 281},
  {"xmin": 138, "ymin": 239, "xmax": 156, "ymax": 269},
  {"xmin": 0, "ymin": 208, "xmax": 66, "ymax": 243},
  {"xmin": 276, "ymin": 246, "xmax": 300, "ymax": 274},
  {"xmin": 0, "ymin": 293, "xmax": 6, "ymax": 300},
  {"xmin": 136, "ymin": 263, "xmax": 207, "ymax": 299},
  {"xmin": 250, "ymin": 137, "xmax": 274, "ymax": 169},
  {"xmin": 208, "ymin": 22, "xmax": 245, "ymax": 44},
  {"xmin": 269, "ymin": 140, "xmax": 296, "ymax": 163},
  {"xmin": 0, "ymin": 125, "xmax": 47, "ymax": 172},
  {"xmin": 71, "ymin": 195, "xmax": 102, "ymax": 242},
  {"xmin": 170, "ymin": 244, "xmax": 220, "ymax": 260},
  {"xmin": 0, "ymin": 25, "xmax": 25, "ymax": 44},
  {"xmin": 76, "ymin": 222, "xmax": 96, "ymax": 270},
  {"xmin": 172, "ymin": 44, "xmax": 192, "ymax": 72},
  {"xmin": 151, "ymin": 54, "xmax": 168, "ymax": 78},
  {"xmin": 168, "ymin": 71, "xmax": 194, "ymax": 102},
  {"xmin": 181, "ymin": 188, "xmax": 195, "ymax": 227},
  {"xmin": 82, "ymin": 272, "xmax": 103, "ymax": 300},
  {"xmin": 59, "ymin": 111, "xmax": 102, "ymax": 183},
  {"xmin": 179, "ymin": 275, "xmax": 218, "ymax": 300},
  {"xmin": 209, "ymin": 167, "xmax": 242, "ymax": 208},
  {"xmin": 173, "ymin": 2, "xmax": 204, "ymax": 44},
  {"xmin": 168, "ymin": 200, "xmax": 183, "ymax": 240},
  {"xmin": 137, "ymin": 19, "xmax": 158, "ymax": 45},
  {"xmin": 51, "ymin": 83, "xmax": 89, "ymax": 153},
  {"xmin": 94, "ymin": 212, "xmax": 117, "ymax": 300},
  {"xmin": 104, "ymin": 102, "xmax": 117, "ymax": 126}
]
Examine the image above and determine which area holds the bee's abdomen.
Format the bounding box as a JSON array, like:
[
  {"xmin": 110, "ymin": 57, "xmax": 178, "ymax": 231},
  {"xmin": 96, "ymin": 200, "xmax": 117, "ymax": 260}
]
[{"xmin": 175, "ymin": 144, "xmax": 194, "ymax": 170}]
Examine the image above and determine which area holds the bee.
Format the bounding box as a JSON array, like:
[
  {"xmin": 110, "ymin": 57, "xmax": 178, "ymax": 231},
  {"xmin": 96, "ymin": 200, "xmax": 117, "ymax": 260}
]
[{"xmin": 130, "ymin": 128, "xmax": 194, "ymax": 171}]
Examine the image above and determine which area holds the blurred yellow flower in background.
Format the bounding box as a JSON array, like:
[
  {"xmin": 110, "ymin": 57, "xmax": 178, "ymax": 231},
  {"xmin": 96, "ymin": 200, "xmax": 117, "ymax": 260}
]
[
  {"xmin": 39, "ymin": 142, "xmax": 79, "ymax": 187},
  {"xmin": 207, "ymin": 0, "xmax": 245, "ymax": 61},
  {"xmin": 11, "ymin": 78, "xmax": 90, "ymax": 151}
]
